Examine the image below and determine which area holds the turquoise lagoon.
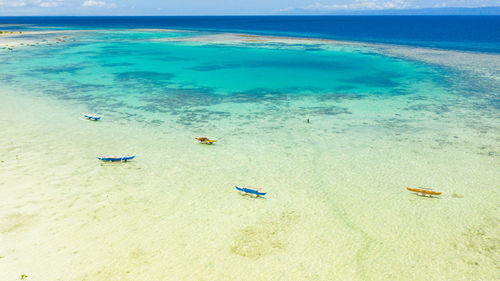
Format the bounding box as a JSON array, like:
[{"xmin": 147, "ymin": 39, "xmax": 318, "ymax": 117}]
[{"xmin": 0, "ymin": 28, "xmax": 499, "ymax": 281}]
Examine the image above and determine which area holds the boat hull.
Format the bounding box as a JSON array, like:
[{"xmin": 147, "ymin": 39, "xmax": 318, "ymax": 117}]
[
  {"xmin": 83, "ymin": 114, "xmax": 101, "ymax": 121},
  {"xmin": 235, "ymin": 186, "xmax": 266, "ymax": 196},
  {"xmin": 406, "ymin": 187, "xmax": 442, "ymax": 196},
  {"xmin": 97, "ymin": 155, "xmax": 135, "ymax": 162}
]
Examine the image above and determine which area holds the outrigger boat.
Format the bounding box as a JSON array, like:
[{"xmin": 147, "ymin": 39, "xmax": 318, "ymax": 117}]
[
  {"xmin": 406, "ymin": 186, "xmax": 442, "ymax": 197},
  {"xmin": 97, "ymin": 155, "xmax": 135, "ymax": 162},
  {"xmin": 235, "ymin": 186, "xmax": 266, "ymax": 197},
  {"xmin": 195, "ymin": 137, "xmax": 217, "ymax": 145},
  {"xmin": 83, "ymin": 113, "xmax": 101, "ymax": 121}
]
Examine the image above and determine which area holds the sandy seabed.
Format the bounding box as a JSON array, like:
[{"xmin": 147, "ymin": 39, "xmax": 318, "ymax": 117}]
[{"xmin": 0, "ymin": 28, "xmax": 499, "ymax": 281}]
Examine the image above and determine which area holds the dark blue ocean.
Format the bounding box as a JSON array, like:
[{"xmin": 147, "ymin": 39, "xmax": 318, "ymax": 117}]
[{"xmin": 1, "ymin": 16, "xmax": 499, "ymax": 53}]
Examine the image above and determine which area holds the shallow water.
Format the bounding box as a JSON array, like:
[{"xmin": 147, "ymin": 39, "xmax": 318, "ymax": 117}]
[{"xmin": 0, "ymin": 27, "xmax": 499, "ymax": 281}]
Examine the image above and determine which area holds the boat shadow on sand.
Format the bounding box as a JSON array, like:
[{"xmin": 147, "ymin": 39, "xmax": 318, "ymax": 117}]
[
  {"xmin": 237, "ymin": 193, "xmax": 267, "ymax": 200},
  {"xmin": 408, "ymin": 193, "xmax": 443, "ymax": 200}
]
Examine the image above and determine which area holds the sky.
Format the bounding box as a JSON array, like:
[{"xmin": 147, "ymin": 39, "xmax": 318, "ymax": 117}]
[{"xmin": 0, "ymin": 0, "xmax": 499, "ymax": 15}]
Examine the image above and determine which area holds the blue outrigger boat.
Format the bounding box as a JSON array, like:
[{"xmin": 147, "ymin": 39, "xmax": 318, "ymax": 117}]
[
  {"xmin": 83, "ymin": 113, "xmax": 101, "ymax": 121},
  {"xmin": 97, "ymin": 155, "xmax": 135, "ymax": 162},
  {"xmin": 235, "ymin": 186, "xmax": 266, "ymax": 197}
]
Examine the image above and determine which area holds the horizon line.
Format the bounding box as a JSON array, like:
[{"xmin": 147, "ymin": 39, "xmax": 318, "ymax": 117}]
[{"xmin": 1, "ymin": 6, "xmax": 500, "ymax": 17}]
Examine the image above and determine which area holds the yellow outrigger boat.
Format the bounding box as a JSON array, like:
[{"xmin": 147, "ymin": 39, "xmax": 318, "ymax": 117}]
[
  {"xmin": 195, "ymin": 137, "xmax": 217, "ymax": 144},
  {"xmin": 406, "ymin": 187, "xmax": 442, "ymax": 197}
]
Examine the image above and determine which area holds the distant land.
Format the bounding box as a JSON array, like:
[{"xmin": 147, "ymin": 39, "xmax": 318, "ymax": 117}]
[{"xmin": 280, "ymin": 6, "xmax": 500, "ymax": 16}]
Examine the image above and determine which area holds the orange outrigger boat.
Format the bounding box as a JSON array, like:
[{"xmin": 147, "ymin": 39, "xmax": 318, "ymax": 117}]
[
  {"xmin": 195, "ymin": 137, "xmax": 217, "ymax": 145},
  {"xmin": 406, "ymin": 187, "xmax": 442, "ymax": 197}
]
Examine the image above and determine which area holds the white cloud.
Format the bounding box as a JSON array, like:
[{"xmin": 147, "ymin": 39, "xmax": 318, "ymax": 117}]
[
  {"xmin": 281, "ymin": 0, "xmax": 411, "ymax": 11},
  {"xmin": 0, "ymin": 0, "xmax": 27, "ymax": 7},
  {"xmin": 82, "ymin": 0, "xmax": 105, "ymax": 7},
  {"xmin": 81, "ymin": 0, "xmax": 116, "ymax": 8},
  {"xmin": 433, "ymin": 2, "xmax": 448, "ymax": 7},
  {"xmin": 39, "ymin": 0, "xmax": 63, "ymax": 7},
  {"xmin": 0, "ymin": 0, "xmax": 65, "ymax": 7}
]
